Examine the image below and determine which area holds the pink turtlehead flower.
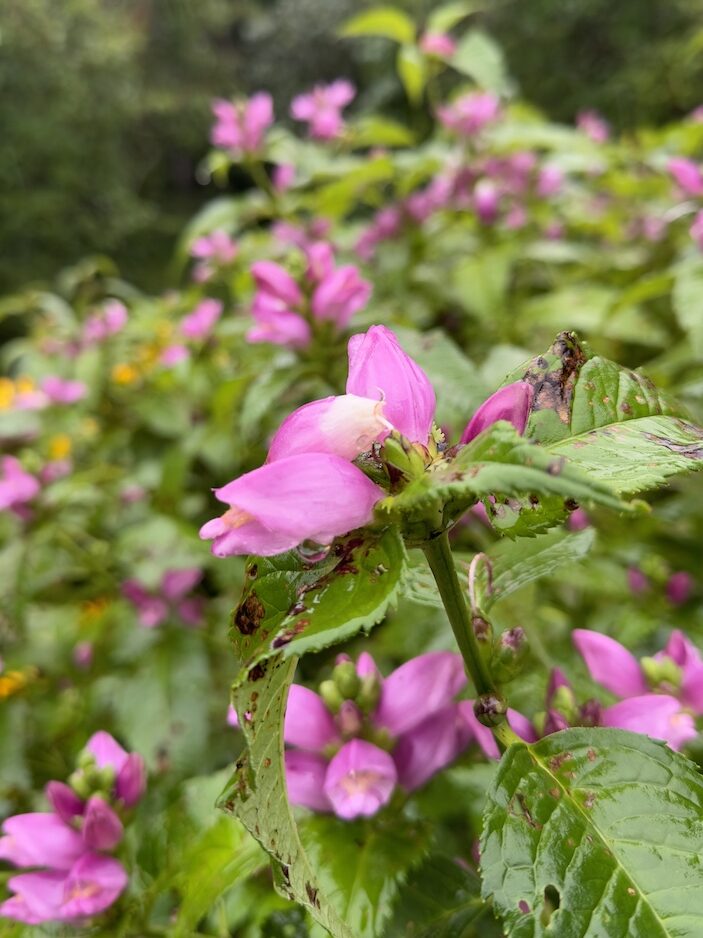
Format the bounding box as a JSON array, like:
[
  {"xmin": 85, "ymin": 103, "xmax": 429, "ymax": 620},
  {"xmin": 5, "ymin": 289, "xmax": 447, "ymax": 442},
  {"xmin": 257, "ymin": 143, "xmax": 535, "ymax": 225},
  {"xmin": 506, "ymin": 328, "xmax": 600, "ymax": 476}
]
[
  {"xmin": 210, "ymin": 92, "xmax": 273, "ymax": 155},
  {"xmin": 41, "ymin": 376, "xmax": 87, "ymax": 404},
  {"xmin": 419, "ymin": 31, "xmax": 457, "ymax": 57},
  {"xmin": 83, "ymin": 731, "xmax": 146, "ymax": 808},
  {"xmin": 190, "ymin": 231, "xmax": 238, "ymax": 281},
  {"xmin": 346, "ymin": 325, "xmax": 436, "ymax": 444},
  {"xmin": 160, "ymin": 344, "xmax": 190, "ymax": 367},
  {"xmin": 272, "ymin": 218, "xmax": 331, "ymax": 249},
  {"xmin": 691, "ymin": 209, "xmax": 703, "ymax": 250},
  {"xmin": 0, "ymin": 814, "xmax": 85, "ymax": 871},
  {"xmin": 576, "ymin": 110, "xmax": 609, "ymax": 143},
  {"xmin": 537, "ymin": 164, "xmax": 564, "ymax": 197},
  {"xmin": 291, "ymin": 80, "xmax": 355, "ymax": 140},
  {"xmin": 473, "ymin": 179, "xmax": 500, "ymax": 223},
  {"xmin": 311, "ymin": 265, "xmax": 371, "ymax": 326},
  {"xmin": 122, "ymin": 568, "xmax": 203, "ymax": 628},
  {"xmin": 273, "ymin": 163, "xmax": 296, "ymax": 192},
  {"xmin": 667, "ymin": 157, "xmax": 703, "ymax": 196},
  {"xmin": 180, "ymin": 298, "xmax": 223, "ymax": 340},
  {"xmin": 200, "ymin": 454, "xmax": 384, "ymax": 557},
  {"xmin": 460, "ymin": 382, "xmax": 533, "ymax": 444},
  {"xmin": 574, "ymin": 628, "xmax": 703, "ymax": 717},
  {"xmin": 82, "ymin": 300, "xmax": 128, "ymax": 346},
  {"xmin": 268, "ymin": 652, "xmax": 480, "ymax": 819},
  {"xmin": 437, "ymin": 92, "xmax": 501, "ymax": 136},
  {"xmin": 0, "ymin": 854, "xmax": 128, "ymax": 926},
  {"xmin": 0, "ymin": 457, "xmax": 40, "ymax": 513}
]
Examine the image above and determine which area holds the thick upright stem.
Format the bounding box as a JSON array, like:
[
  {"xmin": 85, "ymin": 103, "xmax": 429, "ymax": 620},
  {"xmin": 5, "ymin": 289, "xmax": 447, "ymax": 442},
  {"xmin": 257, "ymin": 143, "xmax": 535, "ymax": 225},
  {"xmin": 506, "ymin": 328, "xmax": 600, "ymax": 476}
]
[{"xmin": 422, "ymin": 532, "xmax": 495, "ymax": 697}]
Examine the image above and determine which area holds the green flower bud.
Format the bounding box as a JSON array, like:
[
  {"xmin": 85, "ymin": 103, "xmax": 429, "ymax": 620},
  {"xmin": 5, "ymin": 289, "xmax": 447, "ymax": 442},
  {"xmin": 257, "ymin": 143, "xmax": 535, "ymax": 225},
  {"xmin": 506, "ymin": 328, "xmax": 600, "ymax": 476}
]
[
  {"xmin": 641, "ymin": 655, "xmax": 682, "ymax": 691},
  {"xmin": 357, "ymin": 673, "xmax": 381, "ymax": 714},
  {"xmin": 332, "ymin": 661, "xmax": 361, "ymax": 700},
  {"xmin": 319, "ymin": 679, "xmax": 344, "ymax": 714},
  {"xmin": 551, "ymin": 685, "xmax": 577, "ymax": 722},
  {"xmin": 380, "ymin": 432, "xmax": 427, "ymax": 480},
  {"xmin": 492, "ymin": 627, "xmax": 528, "ymax": 682},
  {"xmin": 474, "ymin": 692, "xmax": 508, "ymax": 727},
  {"xmin": 68, "ymin": 770, "xmax": 92, "ymax": 801}
]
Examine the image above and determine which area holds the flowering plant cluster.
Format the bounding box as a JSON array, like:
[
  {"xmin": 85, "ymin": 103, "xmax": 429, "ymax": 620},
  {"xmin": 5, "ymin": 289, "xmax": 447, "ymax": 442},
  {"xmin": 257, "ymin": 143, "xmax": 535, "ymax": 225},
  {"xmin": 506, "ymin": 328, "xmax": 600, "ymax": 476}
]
[{"xmin": 4, "ymin": 4, "xmax": 703, "ymax": 936}]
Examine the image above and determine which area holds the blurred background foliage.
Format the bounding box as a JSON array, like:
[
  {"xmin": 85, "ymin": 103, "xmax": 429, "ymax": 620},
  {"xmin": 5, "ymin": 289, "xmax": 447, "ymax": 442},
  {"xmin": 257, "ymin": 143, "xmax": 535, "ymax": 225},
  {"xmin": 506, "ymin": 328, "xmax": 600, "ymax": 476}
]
[{"xmin": 3, "ymin": 0, "xmax": 703, "ymax": 291}]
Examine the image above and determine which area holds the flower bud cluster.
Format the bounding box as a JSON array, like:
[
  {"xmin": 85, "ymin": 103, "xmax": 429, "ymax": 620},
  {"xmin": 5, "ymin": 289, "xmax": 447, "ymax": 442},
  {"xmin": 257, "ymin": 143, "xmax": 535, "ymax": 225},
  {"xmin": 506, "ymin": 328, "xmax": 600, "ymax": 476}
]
[{"xmin": 0, "ymin": 732, "xmax": 146, "ymax": 926}]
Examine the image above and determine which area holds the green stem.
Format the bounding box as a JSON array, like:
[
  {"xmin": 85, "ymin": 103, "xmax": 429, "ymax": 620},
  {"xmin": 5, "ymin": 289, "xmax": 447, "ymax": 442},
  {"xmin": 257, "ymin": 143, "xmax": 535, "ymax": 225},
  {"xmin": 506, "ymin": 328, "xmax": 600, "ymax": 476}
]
[{"xmin": 422, "ymin": 532, "xmax": 495, "ymax": 697}]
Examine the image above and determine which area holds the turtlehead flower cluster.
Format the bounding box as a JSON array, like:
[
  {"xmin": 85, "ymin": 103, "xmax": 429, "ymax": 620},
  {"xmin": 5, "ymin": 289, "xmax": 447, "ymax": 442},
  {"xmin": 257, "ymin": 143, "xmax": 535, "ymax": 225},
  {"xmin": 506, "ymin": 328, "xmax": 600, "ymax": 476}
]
[
  {"xmin": 0, "ymin": 732, "xmax": 145, "ymax": 926},
  {"xmin": 231, "ymin": 652, "xmax": 493, "ymax": 819},
  {"xmin": 201, "ymin": 324, "xmax": 532, "ymax": 558},
  {"xmin": 246, "ymin": 242, "xmax": 372, "ymax": 349},
  {"xmin": 122, "ymin": 568, "xmax": 203, "ymax": 628},
  {"xmin": 210, "ymin": 92, "xmax": 273, "ymax": 156},
  {"xmin": 291, "ymin": 80, "xmax": 356, "ymax": 140},
  {"xmin": 503, "ymin": 630, "xmax": 701, "ymax": 752},
  {"xmin": 190, "ymin": 231, "xmax": 238, "ymax": 283}
]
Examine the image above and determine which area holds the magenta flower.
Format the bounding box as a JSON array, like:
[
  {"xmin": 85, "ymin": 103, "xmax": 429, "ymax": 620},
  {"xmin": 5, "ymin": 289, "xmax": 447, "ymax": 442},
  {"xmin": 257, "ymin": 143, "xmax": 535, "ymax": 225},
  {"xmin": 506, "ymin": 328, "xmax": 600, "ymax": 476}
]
[
  {"xmin": 437, "ymin": 92, "xmax": 501, "ymax": 136},
  {"xmin": 667, "ymin": 571, "xmax": 694, "ymax": 605},
  {"xmin": 0, "ymin": 457, "xmax": 40, "ymax": 514},
  {"xmin": 460, "ymin": 382, "xmax": 533, "ymax": 444},
  {"xmin": 122, "ymin": 568, "xmax": 203, "ymax": 628},
  {"xmin": 40, "ymin": 376, "xmax": 87, "ymax": 404},
  {"xmin": 190, "ymin": 230, "xmax": 238, "ymax": 281},
  {"xmin": 160, "ymin": 344, "xmax": 190, "ymax": 367},
  {"xmin": 574, "ymin": 628, "xmax": 703, "ymax": 715},
  {"xmin": 473, "ymin": 179, "xmax": 500, "ymax": 223},
  {"xmin": 259, "ymin": 652, "xmax": 482, "ymax": 819},
  {"xmin": 667, "ymin": 157, "xmax": 703, "ymax": 196},
  {"xmin": 0, "ymin": 814, "xmax": 85, "ymax": 870},
  {"xmin": 576, "ymin": 110, "xmax": 609, "ymax": 143},
  {"xmin": 82, "ymin": 300, "xmax": 128, "ymax": 346},
  {"xmin": 291, "ymin": 80, "xmax": 355, "ymax": 140},
  {"xmin": 82, "ymin": 731, "xmax": 146, "ymax": 808},
  {"xmin": 419, "ymin": 32, "xmax": 457, "ymax": 57},
  {"xmin": 273, "ymin": 163, "xmax": 296, "ymax": 192},
  {"xmin": 180, "ymin": 298, "xmax": 223, "ymax": 340},
  {"xmin": 1, "ymin": 854, "xmax": 128, "ymax": 926},
  {"xmin": 311, "ymin": 266, "xmax": 372, "ymax": 326},
  {"xmin": 210, "ymin": 92, "xmax": 273, "ymax": 155},
  {"xmin": 200, "ymin": 454, "xmax": 384, "ymax": 557}
]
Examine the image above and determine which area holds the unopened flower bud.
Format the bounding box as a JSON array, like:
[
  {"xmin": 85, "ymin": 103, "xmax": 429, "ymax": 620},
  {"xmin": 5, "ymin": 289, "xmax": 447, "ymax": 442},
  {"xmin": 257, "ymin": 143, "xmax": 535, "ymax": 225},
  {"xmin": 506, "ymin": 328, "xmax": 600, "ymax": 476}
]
[
  {"xmin": 641, "ymin": 655, "xmax": 682, "ymax": 691},
  {"xmin": 333, "ymin": 661, "xmax": 361, "ymax": 699},
  {"xmin": 472, "ymin": 615, "xmax": 493, "ymax": 645},
  {"xmin": 380, "ymin": 432, "xmax": 427, "ymax": 480},
  {"xmin": 337, "ymin": 700, "xmax": 364, "ymax": 738},
  {"xmin": 77, "ymin": 749, "xmax": 96, "ymax": 770},
  {"xmin": 319, "ymin": 679, "xmax": 344, "ymax": 714},
  {"xmin": 550, "ymin": 684, "xmax": 577, "ymax": 721},
  {"xmin": 357, "ymin": 673, "xmax": 381, "ymax": 714},
  {"xmin": 68, "ymin": 770, "xmax": 92, "ymax": 801},
  {"xmin": 492, "ymin": 627, "xmax": 528, "ymax": 682},
  {"xmin": 474, "ymin": 692, "xmax": 508, "ymax": 727}
]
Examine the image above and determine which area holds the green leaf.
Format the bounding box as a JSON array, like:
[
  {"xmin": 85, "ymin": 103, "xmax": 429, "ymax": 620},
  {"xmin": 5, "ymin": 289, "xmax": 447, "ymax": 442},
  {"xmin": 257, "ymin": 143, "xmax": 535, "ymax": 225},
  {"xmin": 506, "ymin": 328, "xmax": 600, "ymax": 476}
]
[
  {"xmin": 397, "ymin": 44, "xmax": 428, "ymax": 105},
  {"xmin": 299, "ymin": 814, "xmax": 432, "ymax": 938},
  {"xmin": 340, "ymin": 7, "xmax": 416, "ymax": 45},
  {"xmin": 481, "ymin": 727, "xmax": 703, "ymax": 937},
  {"xmin": 220, "ymin": 656, "xmax": 354, "ymax": 938},
  {"xmin": 503, "ymin": 332, "xmax": 703, "ymax": 496},
  {"xmin": 672, "ymin": 255, "xmax": 703, "ymax": 356},
  {"xmin": 350, "ymin": 116, "xmax": 415, "ymax": 148},
  {"xmin": 403, "ymin": 527, "xmax": 594, "ymax": 611},
  {"xmin": 449, "ymin": 30, "xmax": 512, "ymax": 93},
  {"xmin": 230, "ymin": 527, "xmax": 406, "ymax": 684},
  {"xmin": 387, "ymin": 855, "xmax": 497, "ymax": 937},
  {"xmin": 427, "ymin": 1, "xmax": 481, "ymax": 35},
  {"xmin": 376, "ymin": 422, "xmax": 627, "ymax": 536}
]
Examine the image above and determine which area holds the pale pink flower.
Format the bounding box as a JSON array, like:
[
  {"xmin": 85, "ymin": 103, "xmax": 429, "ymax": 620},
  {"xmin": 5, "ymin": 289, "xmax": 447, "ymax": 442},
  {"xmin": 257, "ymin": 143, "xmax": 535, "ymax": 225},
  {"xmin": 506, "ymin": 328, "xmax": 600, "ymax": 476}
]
[
  {"xmin": 419, "ymin": 32, "xmax": 457, "ymax": 57},
  {"xmin": 576, "ymin": 110, "xmax": 609, "ymax": 143},
  {"xmin": 437, "ymin": 92, "xmax": 501, "ymax": 136},
  {"xmin": 40, "ymin": 376, "xmax": 87, "ymax": 404},
  {"xmin": 180, "ymin": 298, "xmax": 223, "ymax": 340},
  {"xmin": 122, "ymin": 568, "xmax": 203, "ymax": 628},
  {"xmin": 273, "ymin": 163, "xmax": 296, "ymax": 192},
  {"xmin": 159, "ymin": 344, "xmax": 190, "ymax": 367},
  {"xmin": 291, "ymin": 80, "xmax": 356, "ymax": 140},
  {"xmin": 667, "ymin": 157, "xmax": 703, "ymax": 196},
  {"xmin": 0, "ymin": 457, "xmax": 40, "ymax": 513},
  {"xmin": 82, "ymin": 300, "xmax": 128, "ymax": 346},
  {"xmin": 190, "ymin": 230, "xmax": 238, "ymax": 281}
]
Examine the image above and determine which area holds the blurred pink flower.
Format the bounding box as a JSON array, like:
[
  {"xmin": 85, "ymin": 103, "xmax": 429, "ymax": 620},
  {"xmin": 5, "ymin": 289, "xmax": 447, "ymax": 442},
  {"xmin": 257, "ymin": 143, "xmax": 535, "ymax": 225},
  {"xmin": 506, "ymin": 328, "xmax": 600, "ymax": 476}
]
[
  {"xmin": 437, "ymin": 92, "xmax": 501, "ymax": 136},
  {"xmin": 82, "ymin": 300, "xmax": 128, "ymax": 346},
  {"xmin": 190, "ymin": 230, "xmax": 238, "ymax": 281},
  {"xmin": 0, "ymin": 457, "xmax": 40, "ymax": 514},
  {"xmin": 210, "ymin": 92, "xmax": 273, "ymax": 155},
  {"xmin": 666, "ymin": 571, "xmax": 694, "ymax": 605},
  {"xmin": 690, "ymin": 209, "xmax": 703, "ymax": 249},
  {"xmin": 273, "ymin": 163, "xmax": 296, "ymax": 192},
  {"xmin": 291, "ymin": 80, "xmax": 355, "ymax": 140},
  {"xmin": 159, "ymin": 344, "xmax": 190, "ymax": 367},
  {"xmin": 122, "ymin": 568, "xmax": 203, "ymax": 628},
  {"xmin": 41, "ymin": 376, "xmax": 87, "ymax": 404},
  {"xmin": 667, "ymin": 157, "xmax": 703, "ymax": 196},
  {"xmin": 180, "ymin": 298, "xmax": 223, "ymax": 341},
  {"xmin": 419, "ymin": 32, "xmax": 457, "ymax": 57},
  {"xmin": 576, "ymin": 110, "xmax": 609, "ymax": 143}
]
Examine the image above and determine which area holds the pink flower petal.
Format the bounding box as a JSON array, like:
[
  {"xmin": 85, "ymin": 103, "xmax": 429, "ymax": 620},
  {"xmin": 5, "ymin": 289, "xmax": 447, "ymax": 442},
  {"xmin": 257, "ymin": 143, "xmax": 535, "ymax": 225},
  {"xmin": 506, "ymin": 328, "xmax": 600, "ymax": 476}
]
[
  {"xmin": 85, "ymin": 731, "xmax": 128, "ymax": 774},
  {"xmin": 285, "ymin": 750, "xmax": 332, "ymax": 811},
  {"xmin": 346, "ymin": 325, "xmax": 436, "ymax": 444},
  {"xmin": 0, "ymin": 814, "xmax": 84, "ymax": 871},
  {"xmin": 81, "ymin": 796, "xmax": 124, "ymax": 852},
  {"xmin": 394, "ymin": 703, "xmax": 473, "ymax": 790},
  {"xmin": 602, "ymin": 694, "xmax": 697, "ymax": 750},
  {"xmin": 572, "ymin": 630, "xmax": 648, "ymax": 697},
  {"xmin": 284, "ymin": 685, "xmax": 339, "ymax": 750},
  {"xmin": 323, "ymin": 739, "xmax": 396, "ymax": 819},
  {"xmin": 376, "ymin": 651, "xmax": 466, "ymax": 736},
  {"xmin": 59, "ymin": 854, "xmax": 128, "ymax": 921},
  {"xmin": 460, "ymin": 381, "xmax": 533, "ymax": 444}
]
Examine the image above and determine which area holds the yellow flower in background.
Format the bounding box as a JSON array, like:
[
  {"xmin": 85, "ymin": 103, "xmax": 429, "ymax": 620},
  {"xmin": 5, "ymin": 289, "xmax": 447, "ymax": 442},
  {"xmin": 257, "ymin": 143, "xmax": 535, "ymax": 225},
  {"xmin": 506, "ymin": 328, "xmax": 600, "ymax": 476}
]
[
  {"xmin": 80, "ymin": 597, "xmax": 109, "ymax": 625},
  {"xmin": 49, "ymin": 434, "xmax": 72, "ymax": 460},
  {"xmin": 112, "ymin": 363, "xmax": 139, "ymax": 385},
  {"xmin": 0, "ymin": 378, "xmax": 14, "ymax": 409},
  {"xmin": 0, "ymin": 666, "xmax": 40, "ymax": 700}
]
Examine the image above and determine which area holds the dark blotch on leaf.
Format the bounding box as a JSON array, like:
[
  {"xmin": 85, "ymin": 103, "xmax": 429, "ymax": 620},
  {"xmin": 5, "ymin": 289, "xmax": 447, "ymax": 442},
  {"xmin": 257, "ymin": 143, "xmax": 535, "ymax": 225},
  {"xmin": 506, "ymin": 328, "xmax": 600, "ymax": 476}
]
[
  {"xmin": 523, "ymin": 331, "xmax": 587, "ymax": 425},
  {"xmin": 247, "ymin": 662, "xmax": 267, "ymax": 682},
  {"xmin": 541, "ymin": 884, "xmax": 561, "ymax": 925},
  {"xmin": 235, "ymin": 593, "xmax": 266, "ymax": 635},
  {"xmin": 305, "ymin": 883, "xmax": 320, "ymax": 908}
]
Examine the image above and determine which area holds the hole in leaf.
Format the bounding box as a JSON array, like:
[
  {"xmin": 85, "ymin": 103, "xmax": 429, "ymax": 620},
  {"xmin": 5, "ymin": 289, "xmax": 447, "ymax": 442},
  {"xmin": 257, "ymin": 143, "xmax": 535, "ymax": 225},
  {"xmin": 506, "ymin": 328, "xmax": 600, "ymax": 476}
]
[{"xmin": 541, "ymin": 884, "xmax": 561, "ymax": 925}]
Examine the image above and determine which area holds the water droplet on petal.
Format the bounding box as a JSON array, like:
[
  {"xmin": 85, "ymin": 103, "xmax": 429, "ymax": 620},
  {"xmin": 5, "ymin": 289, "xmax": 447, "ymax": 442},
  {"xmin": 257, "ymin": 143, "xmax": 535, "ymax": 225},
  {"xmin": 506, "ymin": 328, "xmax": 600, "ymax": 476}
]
[{"xmin": 296, "ymin": 540, "xmax": 332, "ymax": 564}]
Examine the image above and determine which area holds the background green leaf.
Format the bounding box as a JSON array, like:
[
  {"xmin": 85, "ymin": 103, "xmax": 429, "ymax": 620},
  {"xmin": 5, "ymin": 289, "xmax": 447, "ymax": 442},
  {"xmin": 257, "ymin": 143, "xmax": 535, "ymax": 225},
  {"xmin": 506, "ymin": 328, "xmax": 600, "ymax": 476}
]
[{"xmin": 481, "ymin": 728, "xmax": 703, "ymax": 937}]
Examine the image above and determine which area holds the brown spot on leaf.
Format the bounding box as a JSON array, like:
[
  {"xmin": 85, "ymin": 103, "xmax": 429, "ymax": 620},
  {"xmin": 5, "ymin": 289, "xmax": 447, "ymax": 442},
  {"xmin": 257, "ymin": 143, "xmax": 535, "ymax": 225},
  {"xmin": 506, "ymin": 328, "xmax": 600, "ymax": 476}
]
[
  {"xmin": 515, "ymin": 792, "xmax": 542, "ymax": 829},
  {"xmin": 583, "ymin": 791, "xmax": 596, "ymax": 809},
  {"xmin": 586, "ymin": 748, "xmax": 597, "ymax": 762},
  {"xmin": 523, "ymin": 332, "xmax": 588, "ymax": 425},
  {"xmin": 247, "ymin": 662, "xmax": 267, "ymax": 682},
  {"xmin": 305, "ymin": 883, "xmax": 320, "ymax": 908},
  {"xmin": 643, "ymin": 427, "xmax": 703, "ymax": 460},
  {"xmin": 272, "ymin": 619, "xmax": 309, "ymax": 649},
  {"xmin": 548, "ymin": 752, "xmax": 572, "ymax": 771},
  {"xmin": 235, "ymin": 593, "xmax": 266, "ymax": 635}
]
